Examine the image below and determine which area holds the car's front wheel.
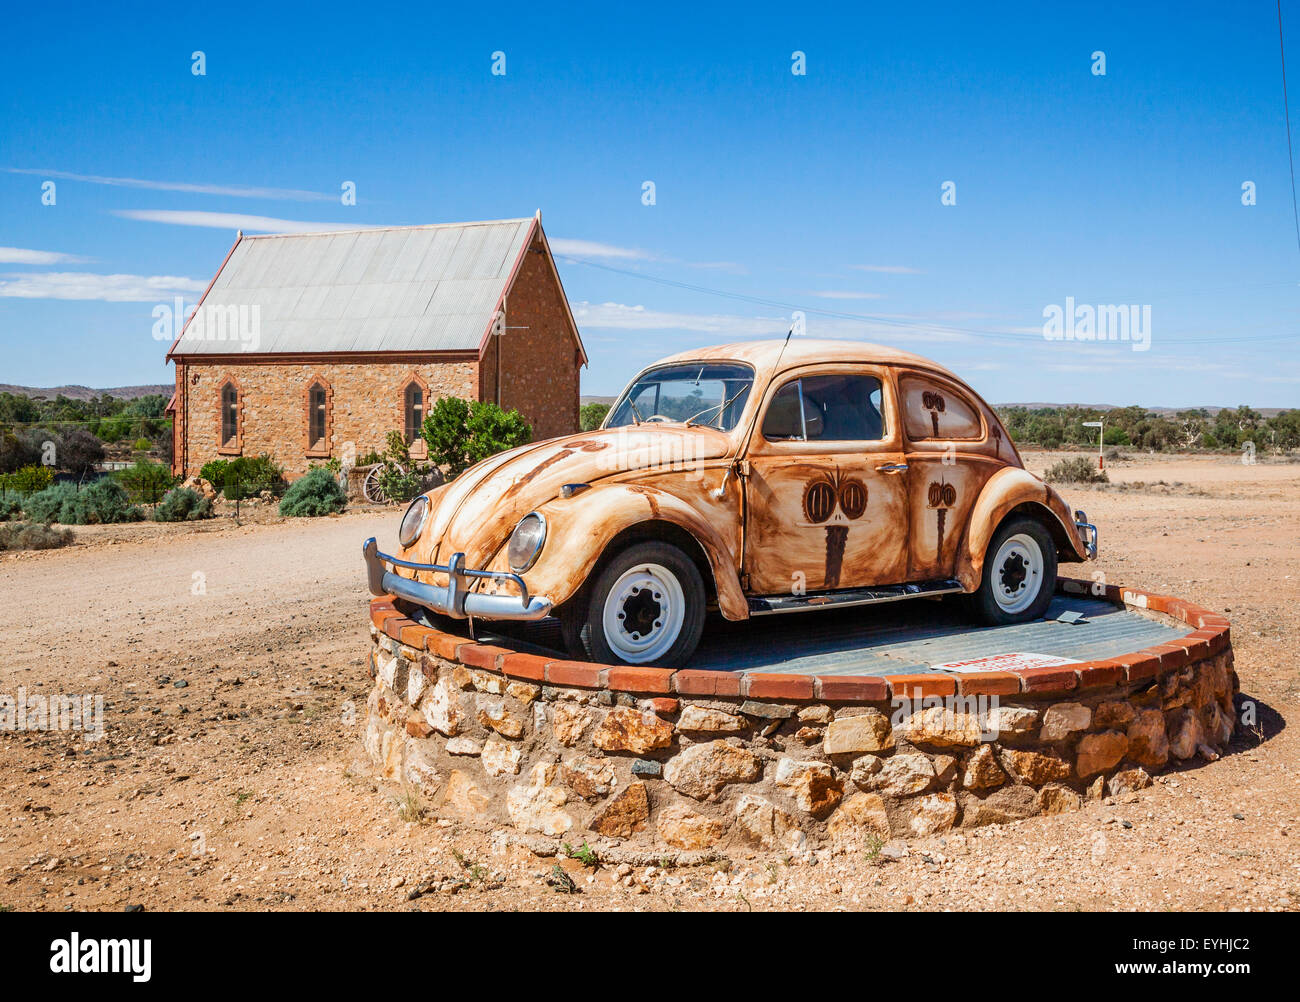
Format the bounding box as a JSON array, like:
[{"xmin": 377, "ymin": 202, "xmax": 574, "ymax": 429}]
[
  {"xmin": 562, "ymin": 541, "xmax": 706, "ymax": 668},
  {"xmin": 970, "ymin": 516, "xmax": 1057, "ymax": 625}
]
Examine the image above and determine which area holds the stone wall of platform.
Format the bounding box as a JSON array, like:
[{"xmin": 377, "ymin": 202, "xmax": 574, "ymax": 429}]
[{"xmin": 360, "ymin": 581, "xmax": 1237, "ymax": 853}]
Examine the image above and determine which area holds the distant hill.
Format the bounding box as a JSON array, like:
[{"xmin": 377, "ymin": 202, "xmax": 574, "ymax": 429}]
[
  {"xmin": 0, "ymin": 383, "xmax": 171, "ymax": 401},
  {"xmin": 996, "ymin": 402, "xmax": 1288, "ymax": 418}
]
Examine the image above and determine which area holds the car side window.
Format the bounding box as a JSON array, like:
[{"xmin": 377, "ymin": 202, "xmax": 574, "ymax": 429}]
[
  {"xmin": 899, "ymin": 374, "xmax": 983, "ymax": 441},
  {"xmin": 762, "ymin": 374, "xmax": 886, "ymax": 442}
]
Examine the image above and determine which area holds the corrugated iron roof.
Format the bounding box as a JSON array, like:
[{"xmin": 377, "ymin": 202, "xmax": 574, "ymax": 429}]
[{"xmin": 170, "ymin": 217, "xmax": 536, "ymax": 356}]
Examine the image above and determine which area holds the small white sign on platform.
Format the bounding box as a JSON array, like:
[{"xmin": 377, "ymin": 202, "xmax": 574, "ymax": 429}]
[{"xmin": 928, "ymin": 652, "xmax": 1078, "ymax": 673}]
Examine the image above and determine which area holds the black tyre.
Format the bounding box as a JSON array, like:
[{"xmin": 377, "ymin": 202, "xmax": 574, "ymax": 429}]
[
  {"xmin": 970, "ymin": 516, "xmax": 1057, "ymax": 625},
  {"xmin": 566, "ymin": 541, "xmax": 706, "ymax": 668}
]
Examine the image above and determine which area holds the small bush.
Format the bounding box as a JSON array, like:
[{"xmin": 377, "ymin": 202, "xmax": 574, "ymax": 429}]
[
  {"xmin": 1044, "ymin": 456, "xmax": 1109, "ymax": 485},
  {"xmin": 24, "ymin": 479, "xmax": 144, "ymax": 525},
  {"xmin": 579, "ymin": 402, "xmax": 610, "ymax": 431},
  {"xmin": 421, "ymin": 398, "xmax": 531, "ymax": 479},
  {"xmin": 212, "ymin": 454, "xmax": 283, "ymax": 500},
  {"xmin": 21, "ymin": 483, "xmax": 79, "ymax": 523},
  {"xmin": 152, "ymin": 486, "xmax": 212, "ymax": 522},
  {"xmin": 132, "ymin": 437, "xmax": 154, "ymax": 452},
  {"xmin": 0, "ymin": 522, "xmax": 75, "ymax": 551},
  {"xmin": 279, "ymin": 468, "xmax": 347, "ymax": 517},
  {"xmin": 115, "ymin": 458, "xmax": 176, "ymax": 503},
  {"xmin": 199, "ymin": 459, "xmax": 229, "ymax": 486},
  {"xmin": 0, "ymin": 496, "xmax": 22, "ymax": 521},
  {"xmin": 0, "ymin": 464, "xmax": 54, "ymax": 494},
  {"xmin": 375, "ymin": 464, "xmax": 435, "ymax": 504}
]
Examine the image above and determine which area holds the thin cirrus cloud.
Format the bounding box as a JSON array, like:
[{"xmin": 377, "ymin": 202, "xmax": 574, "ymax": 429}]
[
  {"xmin": 550, "ymin": 239, "xmax": 744, "ymax": 273},
  {"xmin": 571, "ymin": 301, "xmax": 970, "ymax": 343},
  {"xmin": 805, "ymin": 290, "xmax": 885, "ymax": 300},
  {"xmin": 0, "ymin": 272, "xmax": 206, "ymax": 302},
  {"xmin": 0, "ymin": 246, "xmax": 89, "ymax": 265},
  {"xmin": 5, "ymin": 167, "xmax": 334, "ymax": 202},
  {"xmin": 548, "ymin": 238, "xmax": 652, "ymax": 260},
  {"xmin": 112, "ymin": 209, "xmax": 361, "ymax": 233},
  {"xmin": 849, "ymin": 264, "xmax": 925, "ymax": 274}
]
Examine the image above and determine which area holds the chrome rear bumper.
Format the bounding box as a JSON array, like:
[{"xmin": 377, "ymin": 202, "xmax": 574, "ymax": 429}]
[
  {"xmin": 363, "ymin": 537, "xmax": 552, "ymax": 621},
  {"xmin": 1074, "ymin": 511, "xmax": 1099, "ymax": 559}
]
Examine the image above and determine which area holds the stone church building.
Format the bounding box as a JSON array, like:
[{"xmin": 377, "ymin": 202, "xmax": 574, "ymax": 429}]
[{"xmin": 166, "ymin": 213, "xmax": 586, "ymax": 477}]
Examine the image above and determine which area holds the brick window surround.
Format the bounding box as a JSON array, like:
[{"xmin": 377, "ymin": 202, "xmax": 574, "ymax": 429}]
[
  {"xmin": 217, "ymin": 376, "xmax": 243, "ymax": 456},
  {"xmin": 403, "ymin": 372, "xmax": 429, "ymax": 444},
  {"xmin": 303, "ymin": 376, "xmax": 334, "ymax": 458}
]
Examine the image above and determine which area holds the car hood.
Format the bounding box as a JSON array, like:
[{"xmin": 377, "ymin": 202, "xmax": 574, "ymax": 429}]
[{"xmin": 413, "ymin": 424, "xmax": 734, "ymax": 569}]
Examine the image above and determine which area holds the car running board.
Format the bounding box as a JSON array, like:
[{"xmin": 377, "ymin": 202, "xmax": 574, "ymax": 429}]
[{"xmin": 747, "ymin": 578, "xmax": 965, "ymax": 616}]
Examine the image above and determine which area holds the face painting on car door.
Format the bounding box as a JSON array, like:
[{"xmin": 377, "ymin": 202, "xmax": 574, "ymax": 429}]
[{"xmin": 743, "ymin": 368, "xmax": 910, "ymax": 594}]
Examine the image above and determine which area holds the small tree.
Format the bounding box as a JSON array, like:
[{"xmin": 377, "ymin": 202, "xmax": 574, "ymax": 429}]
[
  {"xmin": 421, "ymin": 397, "xmax": 532, "ymax": 479},
  {"xmin": 579, "ymin": 402, "xmax": 610, "ymax": 431},
  {"xmin": 421, "ymin": 396, "xmax": 471, "ymax": 476},
  {"xmin": 465, "ymin": 401, "xmax": 532, "ymax": 466}
]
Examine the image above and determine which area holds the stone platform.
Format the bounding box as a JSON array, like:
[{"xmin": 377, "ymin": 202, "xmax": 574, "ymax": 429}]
[{"xmin": 361, "ymin": 578, "xmax": 1236, "ymax": 855}]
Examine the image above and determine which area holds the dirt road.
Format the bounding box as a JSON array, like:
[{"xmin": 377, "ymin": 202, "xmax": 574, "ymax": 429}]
[{"xmin": 1, "ymin": 454, "xmax": 1297, "ymax": 911}]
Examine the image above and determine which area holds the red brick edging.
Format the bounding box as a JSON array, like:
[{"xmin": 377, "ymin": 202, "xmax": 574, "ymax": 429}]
[{"xmin": 368, "ymin": 578, "xmax": 1231, "ymax": 705}]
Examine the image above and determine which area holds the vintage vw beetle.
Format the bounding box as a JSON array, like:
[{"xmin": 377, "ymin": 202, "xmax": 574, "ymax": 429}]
[{"xmin": 364, "ymin": 339, "xmax": 1098, "ymax": 667}]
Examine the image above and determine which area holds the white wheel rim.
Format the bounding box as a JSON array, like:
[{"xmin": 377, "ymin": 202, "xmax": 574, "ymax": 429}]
[
  {"xmin": 991, "ymin": 532, "xmax": 1044, "ymax": 614},
  {"xmin": 601, "ymin": 563, "xmax": 686, "ymax": 663}
]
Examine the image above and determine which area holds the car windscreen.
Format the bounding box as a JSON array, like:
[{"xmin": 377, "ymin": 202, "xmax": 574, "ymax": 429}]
[{"xmin": 605, "ymin": 362, "xmax": 755, "ymax": 430}]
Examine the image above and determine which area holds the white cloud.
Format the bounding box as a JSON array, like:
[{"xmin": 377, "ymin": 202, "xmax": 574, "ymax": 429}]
[
  {"xmin": 573, "ymin": 301, "xmax": 791, "ymax": 335},
  {"xmin": 549, "ymin": 238, "xmax": 652, "ymax": 260},
  {"xmin": 0, "ymin": 272, "xmax": 206, "ymax": 302},
  {"xmin": 551, "ymin": 239, "xmax": 744, "ymax": 272},
  {"xmin": 0, "ymin": 246, "xmax": 89, "ymax": 265},
  {"xmin": 571, "ymin": 301, "xmax": 970, "ymax": 343},
  {"xmin": 6, "ymin": 168, "xmax": 333, "ymax": 201},
  {"xmin": 849, "ymin": 264, "xmax": 924, "ymax": 274},
  {"xmin": 112, "ymin": 209, "xmax": 362, "ymax": 233},
  {"xmin": 805, "ymin": 290, "xmax": 884, "ymax": 300}
]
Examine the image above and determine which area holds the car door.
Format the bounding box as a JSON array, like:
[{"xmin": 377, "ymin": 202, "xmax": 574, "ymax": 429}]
[
  {"xmin": 742, "ymin": 364, "xmax": 910, "ymax": 596},
  {"xmin": 896, "ymin": 369, "xmax": 1001, "ymax": 580}
]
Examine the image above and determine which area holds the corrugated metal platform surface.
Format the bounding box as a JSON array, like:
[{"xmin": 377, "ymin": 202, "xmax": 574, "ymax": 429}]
[{"xmin": 474, "ymin": 594, "xmax": 1192, "ymax": 677}]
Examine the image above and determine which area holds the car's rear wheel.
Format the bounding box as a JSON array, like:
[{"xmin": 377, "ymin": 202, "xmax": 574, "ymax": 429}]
[
  {"xmin": 970, "ymin": 516, "xmax": 1057, "ymax": 625},
  {"xmin": 563, "ymin": 541, "xmax": 706, "ymax": 667}
]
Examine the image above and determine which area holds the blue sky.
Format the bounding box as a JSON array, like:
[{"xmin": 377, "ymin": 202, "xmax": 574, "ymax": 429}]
[{"xmin": 1, "ymin": 1, "xmax": 1297, "ymax": 406}]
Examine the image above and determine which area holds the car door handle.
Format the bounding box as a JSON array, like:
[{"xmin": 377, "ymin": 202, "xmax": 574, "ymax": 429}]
[{"xmin": 874, "ymin": 463, "xmax": 908, "ymax": 473}]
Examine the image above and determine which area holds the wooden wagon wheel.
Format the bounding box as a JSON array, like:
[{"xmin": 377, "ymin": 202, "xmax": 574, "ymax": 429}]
[{"xmin": 362, "ymin": 465, "xmax": 389, "ymax": 504}]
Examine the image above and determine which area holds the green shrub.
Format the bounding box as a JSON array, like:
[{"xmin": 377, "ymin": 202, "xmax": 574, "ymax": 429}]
[
  {"xmin": 132, "ymin": 437, "xmax": 154, "ymax": 452},
  {"xmin": 0, "ymin": 522, "xmax": 75, "ymax": 551},
  {"xmin": 421, "ymin": 398, "xmax": 531, "ymax": 479},
  {"xmin": 579, "ymin": 402, "xmax": 610, "ymax": 431},
  {"xmin": 199, "ymin": 458, "xmax": 229, "ymax": 486},
  {"xmin": 115, "ymin": 458, "xmax": 177, "ymax": 504},
  {"xmin": 0, "ymin": 496, "xmax": 22, "ymax": 521},
  {"xmin": 375, "ymin": 464, "xmax": 431, "ymax": 503},
  {"xmin": 24, "ymin": 479, "xmax": 144, "ymax": 525},
  {"xmin": 213, "ymin": 454, "xmax": 284, "ymax": 501},
  {"xmin": 421, "ymin": 397, "xmax": 472, "ymax": 476},
  {"xmin": 1044, "ymin": 456, "xmax": 1109, "ymax": 485},
  {"xmin": 278, "ymin": 468, "xmax": 347, "ymax": 517},
  {"xmin": 96, "ymin": 414, "xmax": 133, "ymax": 444},
  {"xmin": 152, "ymin": 486, "xmax": 212, "ymax": 522},
  {"xmin": 21, "ymin": 483, "xmax": 79, "ymax": 523},
  {"xmin": 0, "ymin": 464, "xmax": 54, "ymax": 494}
]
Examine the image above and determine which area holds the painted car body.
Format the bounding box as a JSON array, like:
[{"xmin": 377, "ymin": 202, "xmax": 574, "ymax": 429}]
[{"xmin": 374, "ymin": 339, "xmax": 1095, "ymax": 627}]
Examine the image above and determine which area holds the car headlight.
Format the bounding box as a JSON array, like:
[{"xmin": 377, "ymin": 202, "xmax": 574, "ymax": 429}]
[
  {"xmin": 507, "ymin": 512, "xmax": 547, "ymax": 571},
  {"xmin": 399, "ymin": 495, "xmax": 430, "ymax": 549}
]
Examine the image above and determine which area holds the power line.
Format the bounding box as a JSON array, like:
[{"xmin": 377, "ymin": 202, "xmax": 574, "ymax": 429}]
[
  {"xmin": 556, "ymin": 254, "xmax": 1300, "ymax": 346},
  {"xmin": 1281, "ymin": 0, "xmax": 1300, "ymax": 258}
]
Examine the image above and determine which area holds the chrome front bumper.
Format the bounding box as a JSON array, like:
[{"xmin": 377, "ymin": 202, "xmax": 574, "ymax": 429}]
[
  {"xmin": 1074, "ymin": 510, "xmax": 1099, "ymax": 560},
  {"xmin": 363, "ymin": 537, "xmax": 552, "ymax": 621}
]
